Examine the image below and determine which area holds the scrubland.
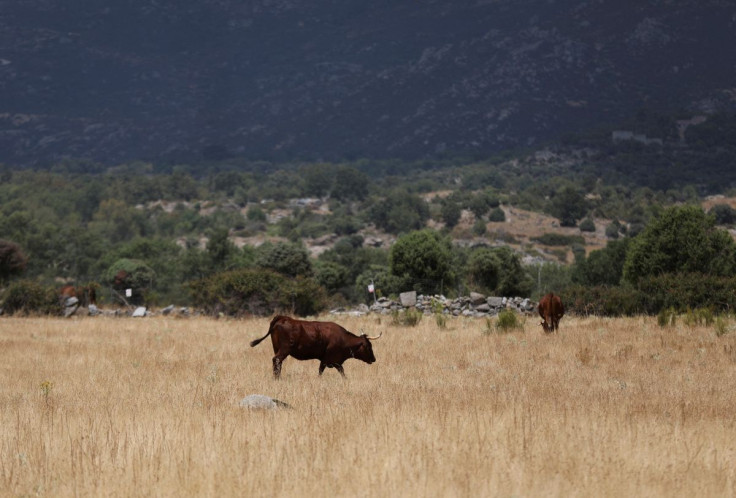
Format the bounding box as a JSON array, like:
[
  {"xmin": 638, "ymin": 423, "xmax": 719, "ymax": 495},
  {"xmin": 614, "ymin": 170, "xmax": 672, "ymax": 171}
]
[{"xmin": 0, "ymin": 313, "xmax": 735, "ymax": 497}]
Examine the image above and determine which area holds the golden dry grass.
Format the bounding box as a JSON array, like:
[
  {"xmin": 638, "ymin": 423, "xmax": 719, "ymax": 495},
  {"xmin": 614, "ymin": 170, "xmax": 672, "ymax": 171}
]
[{"xmin": 1, "ymin": 313, "xmax": 735, "ymax": 497}]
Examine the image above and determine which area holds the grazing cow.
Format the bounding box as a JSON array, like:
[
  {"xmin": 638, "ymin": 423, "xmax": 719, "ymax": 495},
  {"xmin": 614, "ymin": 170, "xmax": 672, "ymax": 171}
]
[
  {"xmin": 538, "ymin": 292, "xmax": 564, "ymax": 333},
  {"xmin": 58, "ymin": 284, "xmax": 97, "ymax": 307},
  {"xmin": 58, "ymin": 285, "xmax": 77, "ymax": 307},
  {"xmin": 250, "ymin": 315, "xmax": 382, "ymax": 379}
]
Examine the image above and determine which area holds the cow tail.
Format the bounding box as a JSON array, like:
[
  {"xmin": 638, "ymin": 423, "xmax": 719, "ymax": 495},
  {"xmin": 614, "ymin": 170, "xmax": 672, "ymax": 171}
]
[{"xmin": 249, "ymin": 315, "xmax": 284, "ymax": 347}]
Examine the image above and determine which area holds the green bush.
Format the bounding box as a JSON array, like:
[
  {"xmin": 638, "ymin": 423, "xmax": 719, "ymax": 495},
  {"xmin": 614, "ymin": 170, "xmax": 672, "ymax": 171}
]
[
  {"xmin": 623, "ymin": 206, "xmax": 736, "ymax": 284},
  {"xmin": 683, "ymin": 307, "xmax": 714, "ymax": 327},
  {"xmin": 488, "ymin": 207, "xmax": 505, "ymax": 222},
  {"xmin": 657, "ymin": 307, "xmax": 677, "ymax": 327},
  {"xmin": 715, "ymin": 316, "xmax": 729, "ymax": 337},
  {"xmin": 495, "ymin": 309, "xmax": 523, "ymax": 332},
  {"xmin": 390, "ymin": 308, "xmax": 423, "ymax": 327},
  {"xmin": 188, "ymin": 268, "xmax": 326, "ymax": 317},
  {"xmin": 472, "ymin": 219, "xmax": 487, "ymax": 236},
  {"xmin": 636, "ymin": 273, "xmax": 736, "ymax": 314},
  {"xmin": 605, "ymin": 222, "xmax": 621, "ymax": 239},
  {"xmin": 1, "ymin": 280, "xmax": 58, "ymax": 315},
  {"xmin": 564, "ymin": 284, "xmax": 644, "ymax": 317},
  {"xmin": 578, "ymin": 218, "xmax": 596, "ymax": 232},
  {"xmin": 531, "ymin": 233, "xmax": 586, "ymax": 246}
]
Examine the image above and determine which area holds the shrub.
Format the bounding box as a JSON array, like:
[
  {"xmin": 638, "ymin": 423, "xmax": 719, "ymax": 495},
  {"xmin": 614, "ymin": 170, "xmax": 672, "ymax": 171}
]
[
  {"xmin": 605, "ymin": 222, "xmax": 620, "ymax": 239},
  {"xmin": 390, "ymin": 308, "xmax": 423, "ymax": 327},
  {"xmin": 578, "ymin": 218, "xmax": 596, "ymax": 232},
  {"xmin": 488, "ymin": 207, "xmax": 505, "ymax": 222},
  {"xmin": 636, "ymin": 273, "xmax": 736, "ymax": 314},
  {"xmin": 188, "ymin": 268, "xmax": 326, "ymax": 317},
  {"xmin": 623, "ymin": 205, "xmax": 736, "ymax": 284},
  {"xmin": 495, "ymin": 309, "xmax": 523, "ymax": 332},
  {"xmin": 564, "ymin": 284, "xmax": 644, "ymax": 317},
  {"xmin": 657, "ymin": 307, "xmax": 677, "ymax": 327},
  {"xmin": 472, "ymin": 219, "xmax": 487, "ymax": 236},
  {"xmin": 709, "ymin": 204, "xmax": 736, "ymax": 225},
  {"xmin": 715, "ymin": 316, "xmax": 729, "ymax": 337},
  {"xmin": 683, "ymin": 307, "xmax": 714, "ymax": 327},
  {"xmin": 1, "ymin": 280, "xmax": 58, "ymax": 315},
  {"xmin": 532, "ymin": 233, "xmax": 586, "ymax": 246}
]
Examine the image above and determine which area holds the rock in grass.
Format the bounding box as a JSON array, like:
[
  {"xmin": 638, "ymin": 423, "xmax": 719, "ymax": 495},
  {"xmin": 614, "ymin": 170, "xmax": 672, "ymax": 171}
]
[{"xmin": 239, "ymin": 394, "xmax": 291, "ymax": 410}]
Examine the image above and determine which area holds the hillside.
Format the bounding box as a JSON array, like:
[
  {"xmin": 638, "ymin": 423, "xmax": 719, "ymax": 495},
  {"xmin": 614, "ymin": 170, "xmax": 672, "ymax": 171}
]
[{"xmin": 2, "ymin": 0, "xmax": 735, "ymax": 166}]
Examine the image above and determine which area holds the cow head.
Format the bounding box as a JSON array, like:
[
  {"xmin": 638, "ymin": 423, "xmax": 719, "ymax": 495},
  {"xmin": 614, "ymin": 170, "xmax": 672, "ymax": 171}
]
[
  {"xmin": 355, "ymin": 331, "xmax": 382, "ymax": 364},
  {"xmin": 541, "ymin": 320, "xmax": 550, "ymax": 333}
]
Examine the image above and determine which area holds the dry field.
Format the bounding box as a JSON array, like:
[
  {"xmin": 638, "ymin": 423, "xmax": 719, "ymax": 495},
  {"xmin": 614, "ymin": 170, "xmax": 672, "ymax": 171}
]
[{"xmin": 1, "ymin": 313, "xmax": 735, "ymax": 497}]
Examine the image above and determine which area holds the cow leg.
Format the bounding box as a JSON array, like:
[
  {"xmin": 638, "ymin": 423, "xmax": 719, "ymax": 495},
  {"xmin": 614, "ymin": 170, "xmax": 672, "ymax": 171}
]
[
  {"xmin": 319, "ymin": 362, "xmax": 326, "ymax": 375},
  {"xmin": 334, "ymin": 364, "xmax": 346, "ymax": 378},
  {"xmin": 272, "ymin": 356, "xmax": 284, "ymax": 379}
]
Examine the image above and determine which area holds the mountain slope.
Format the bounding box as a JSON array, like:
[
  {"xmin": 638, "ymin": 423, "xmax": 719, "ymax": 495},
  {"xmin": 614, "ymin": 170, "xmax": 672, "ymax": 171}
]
[{"xmin": 1, "ymin": 0, "xmax": 735, "ymax": 165}]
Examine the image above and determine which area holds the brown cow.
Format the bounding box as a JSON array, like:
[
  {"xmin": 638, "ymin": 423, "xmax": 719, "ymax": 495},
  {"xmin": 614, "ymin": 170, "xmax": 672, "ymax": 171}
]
[
  {"xmin": 538, "ymin": 292, "xmax": 564, "ymax": 333},
  {"xmin": 250, "ymin": 315, "xmax": 382, "ymax": 379},
  {"xmin": 58, "ymin": 284, "xmax": 97, "ymax": 307}
]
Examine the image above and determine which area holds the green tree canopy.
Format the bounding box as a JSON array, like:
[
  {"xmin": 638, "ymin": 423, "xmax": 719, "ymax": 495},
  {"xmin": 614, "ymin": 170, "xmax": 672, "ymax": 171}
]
[
  {"xmin": 332, "ymin": 166, "xmax": 370, "ymax": 201},
  {"xmin": 549, "ymin": 185, "xmax": 588, "ymax": 227},
  {"xmin": 256, "ymin": 241, "xmax": 313, "ymax": 278},
  {"xmin": 441, "ymin": 200, "xmax": 461, "ymax": 228},
  {"xmin": 573, "ymin": 238, "xmax": 631, "ymax": 286},
  {"xmin": 467, "ymin": 247, "xmax": 501, "ymax": 293},
  {"xmin": 389, "ymin": 229, "xmax": 454, "ymax": 294},
  {"xmin": 368, "ymin": 189, "xmax": 429, "ymax": 234},
  {"xmin": 623, "ymin": 205, "xmax": 736, "ymax": 284},
  {"xmin": 492, "ymin": 246, "xmax": 534, "ymax": 297}
]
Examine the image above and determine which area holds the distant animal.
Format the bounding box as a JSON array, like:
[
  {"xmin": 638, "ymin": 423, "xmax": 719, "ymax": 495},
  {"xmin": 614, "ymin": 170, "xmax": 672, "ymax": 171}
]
[
  {"xmin": 249, "ymin": 315, "xmax": 382, "ymax": 379},
  {"xmin": 58, "ymin": 284, "xmax": 97, "ymax": 307},
  {"xmin": 58, "ymin": 285, "xmax": 77, "ymax": 305},
  {"xmin": 538, "ymin": 292, "xmax": 564, "ymax": 333},
  {"xmin": 113, "ymin": 270, "xmax": 129, "ymax": 288}
]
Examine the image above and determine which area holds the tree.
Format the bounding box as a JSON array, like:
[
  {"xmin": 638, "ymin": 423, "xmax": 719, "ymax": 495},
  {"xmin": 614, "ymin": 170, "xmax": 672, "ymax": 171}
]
[
  {"xmin": 302, "ymin": 163, "xmax": 334, "ymax": 197},
  {"xmin": 441, "ymin": 200, "xmax": 461, "ymax": 228},
  {"xmin": 468, "ymin": 193, "xmax": 491, "ymax": 218},
  {"xmin": 467, "ymin": 248, "xmax": 501, "ymax": 293},
  {"xmin": 314, "ymin": 260, "xmax": 349, "ymax": 295},
  {"xmin": 0, "ymin": 240, "xmax": 27, "ymax": 283},
  {"xmin": 389, "ymin": 229, "xmax": 454, "ymax": 294},
  {"xmin": 368, "ymin": 189, "xmax": 429, "ymax": 234},
  {"xmin": 623, "ymin": 205, "xmax": 736, "ymax": 284},
  {"xmin": 488, "ymin": 207, "xmax": 505, "ymax": 222},
  {"xmin": 578, "ymin": 218, "xmax": 596, "ymax": 232},
  {"xmin": 709, "ymin": 204, "xmax": 736, "ymax": 225},
  {"xmin": 206, "ymin": 228, "xmax": 236, "ymax": 272},
  {"xmin": 492, "ymin": 246, "xmax": 534, "ymax": 297},
  {"xmin": 256, "ymin": 242, "xmax": 313, "ymax": 278},
  {"xmin": 332, "ymin": 166, "xmax": 369, "ymax": 201},
  {"xmin": 106, "ymin": 258, "xmax": 155, "ymax": 305},
  {"xmin": 572, "ymin": 238, "xmax": 630, "ymax": 286},
  {"xmin": 549, "ymin": 185, "xmax": 587, "ymax": 227}
]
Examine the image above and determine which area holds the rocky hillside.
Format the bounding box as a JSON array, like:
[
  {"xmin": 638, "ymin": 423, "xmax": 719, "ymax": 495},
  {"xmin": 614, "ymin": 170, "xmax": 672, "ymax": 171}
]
[{"xmin": 2, "ymin": 0, "xmax": 735, "ymax": 166}]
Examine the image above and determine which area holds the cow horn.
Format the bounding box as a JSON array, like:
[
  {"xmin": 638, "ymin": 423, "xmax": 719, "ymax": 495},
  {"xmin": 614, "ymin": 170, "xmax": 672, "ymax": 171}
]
[{"xmin": 365, "ymin": 331, "xmax": 382, "ymax": 341}]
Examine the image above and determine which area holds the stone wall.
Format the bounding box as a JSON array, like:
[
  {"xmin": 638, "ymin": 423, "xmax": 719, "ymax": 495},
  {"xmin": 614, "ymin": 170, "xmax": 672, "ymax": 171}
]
[{"xmin": 338, "ymin": 291, "xmax": 536, "ymax": 318}]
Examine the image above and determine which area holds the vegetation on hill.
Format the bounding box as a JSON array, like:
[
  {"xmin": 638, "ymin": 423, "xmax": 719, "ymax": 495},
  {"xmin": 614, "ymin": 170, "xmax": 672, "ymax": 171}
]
[{"xmin": 2, "ymin": 114, "xmax": 736, "ymax": 315}]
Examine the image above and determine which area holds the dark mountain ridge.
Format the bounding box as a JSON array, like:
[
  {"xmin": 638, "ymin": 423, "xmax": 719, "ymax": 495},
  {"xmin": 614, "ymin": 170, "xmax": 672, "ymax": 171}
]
[{"xmin": 1, "ymin": 0, "xmax": 735, "ymax": 166}]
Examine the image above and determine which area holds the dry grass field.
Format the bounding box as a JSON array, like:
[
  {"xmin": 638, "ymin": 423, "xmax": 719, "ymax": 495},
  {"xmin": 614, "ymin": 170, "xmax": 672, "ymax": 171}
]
[{"xmin": 1, "ymin": 313, "xmax": 735, "ymax": 497}]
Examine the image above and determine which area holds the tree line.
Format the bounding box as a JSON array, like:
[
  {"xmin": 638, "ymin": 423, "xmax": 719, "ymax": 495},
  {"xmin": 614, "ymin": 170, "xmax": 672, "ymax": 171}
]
[{"xmin": 1, "ymin": 151, "xmax": 736, "ymax": 315}]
